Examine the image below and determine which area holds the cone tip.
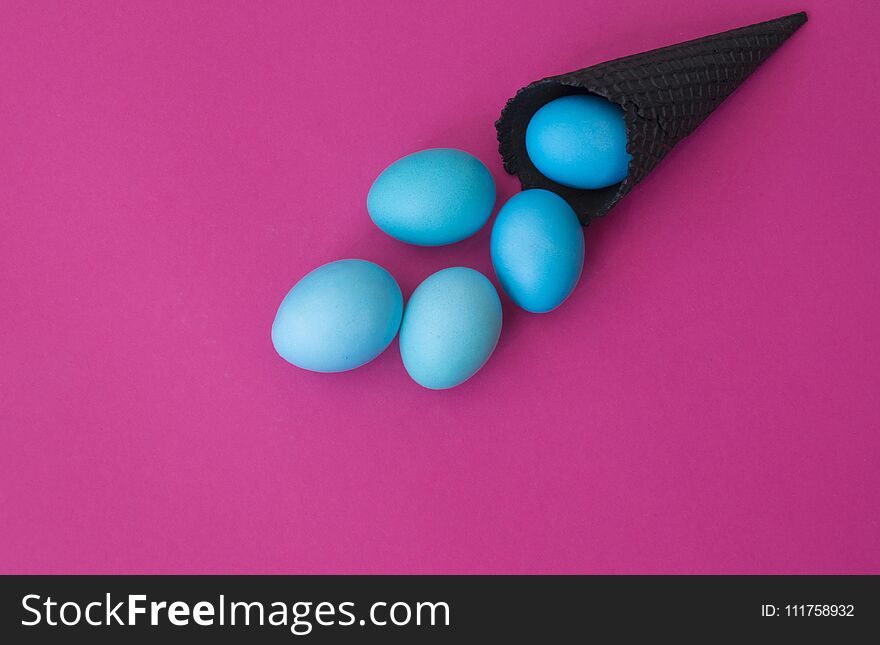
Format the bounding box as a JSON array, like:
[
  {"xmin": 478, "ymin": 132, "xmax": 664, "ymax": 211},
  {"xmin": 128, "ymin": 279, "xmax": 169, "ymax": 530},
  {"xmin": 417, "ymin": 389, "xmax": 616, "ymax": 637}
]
[{"xmin": 785, "ymin": 11, "xmax": 808, "ymax": 27}]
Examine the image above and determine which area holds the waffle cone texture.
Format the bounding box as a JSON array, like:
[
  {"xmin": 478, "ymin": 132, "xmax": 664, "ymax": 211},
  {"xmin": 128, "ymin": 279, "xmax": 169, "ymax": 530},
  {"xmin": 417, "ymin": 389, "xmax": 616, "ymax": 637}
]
[{"xmin": 496, "ymin": 12, "xmax": 808, "ymax": 225}]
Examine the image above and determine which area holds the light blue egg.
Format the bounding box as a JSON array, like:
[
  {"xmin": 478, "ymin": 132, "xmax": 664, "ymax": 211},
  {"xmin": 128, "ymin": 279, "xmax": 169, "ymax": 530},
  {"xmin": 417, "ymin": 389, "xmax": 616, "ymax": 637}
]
[
  {"xmin": 525, "ymin": 94, "xmax": 631, "ymax": 190},
  {"xmin": 367, "ymin": 148, "xmax": 496, "ymax": 246},
  {"xmin": 491, "ymin": 189, "xmax": 584, "ymax": 313},
  {"xmin": 272, "ymin": 259, "xmax": 403, "ymax": 373},
  {"xmin": 399, "ymin": 267, "xmax": 502, "ymax": 389}
]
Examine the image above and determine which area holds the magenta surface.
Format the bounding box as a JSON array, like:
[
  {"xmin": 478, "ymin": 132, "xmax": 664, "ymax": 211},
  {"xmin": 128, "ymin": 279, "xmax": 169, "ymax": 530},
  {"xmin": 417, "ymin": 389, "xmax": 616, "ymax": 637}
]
[{"xmin": 2, "ymin": 1, "xmax": 878, "ymax": 573}]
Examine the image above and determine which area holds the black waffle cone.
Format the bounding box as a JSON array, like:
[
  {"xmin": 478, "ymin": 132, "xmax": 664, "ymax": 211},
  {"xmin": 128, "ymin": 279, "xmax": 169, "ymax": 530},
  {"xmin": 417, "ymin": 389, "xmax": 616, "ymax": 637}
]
[{"xmin": 496, "ymin": 12, "xmax": 807, "ymax": 225}]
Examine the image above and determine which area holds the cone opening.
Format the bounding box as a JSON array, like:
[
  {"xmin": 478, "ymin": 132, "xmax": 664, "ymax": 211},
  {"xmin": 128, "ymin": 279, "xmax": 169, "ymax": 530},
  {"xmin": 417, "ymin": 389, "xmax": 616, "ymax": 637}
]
[{"xmin": 496, "ymin": 81, "xmax": 631, "ymax": 225}]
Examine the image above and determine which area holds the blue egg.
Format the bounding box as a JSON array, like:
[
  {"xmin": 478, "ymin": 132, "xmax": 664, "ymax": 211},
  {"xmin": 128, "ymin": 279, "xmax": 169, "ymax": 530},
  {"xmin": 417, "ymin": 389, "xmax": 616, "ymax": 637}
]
[
  {"xmin": 367, "ymin": 148, "xmax": 496, "ymax": 246},
  {"xmin": 525, "ymin": 94, "xmax": 631, "ymax": 190},
  {"xmin": 272, "ymin": 259, "xmax": 403, "ymax": 373},
  {"xmin": 399, "ymin": 267, "xmax": 502, "ymax": 389},
  {"xmin": 491, "ymin": 189, "xmax": 584, "ymax": 313}
]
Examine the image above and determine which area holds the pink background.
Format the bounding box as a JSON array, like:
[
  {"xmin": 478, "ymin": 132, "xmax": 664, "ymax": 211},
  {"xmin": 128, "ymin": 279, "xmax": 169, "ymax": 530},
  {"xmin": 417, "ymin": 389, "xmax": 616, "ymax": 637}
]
[{"xmin": 2, "ymin": 1, "xmax": 878, "ymax": 574}]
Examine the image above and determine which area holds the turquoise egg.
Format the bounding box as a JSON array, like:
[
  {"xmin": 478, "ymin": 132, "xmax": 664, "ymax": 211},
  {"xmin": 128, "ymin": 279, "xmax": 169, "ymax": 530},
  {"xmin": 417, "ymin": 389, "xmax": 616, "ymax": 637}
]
[
  {"xmin": 526, "ymin": 94, "xmax": 631, "ymax": 190},
  {"xmin": 399, "ymin": 267, "xmax": 502, "ymax": 389},
  {"xmin": 271, "ymin": 259, "xmax": 403, "ymax": 373},
  {"xmin": 367, "ymin": 148, "xmax": 496, "ymax": 246},
  {"xmin": 491, "ymin": 189, "xmax": 584, "ymax": 313}
]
